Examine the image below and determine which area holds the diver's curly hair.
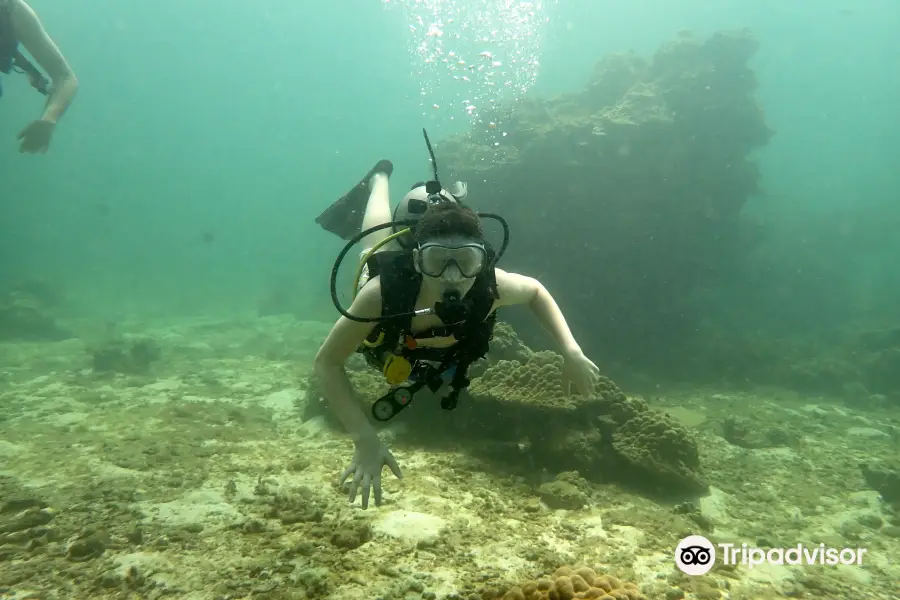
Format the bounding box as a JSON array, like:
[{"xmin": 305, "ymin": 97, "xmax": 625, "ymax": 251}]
[{"xmin": 414, "ymin": 200, "xmax": 484, "ymax": 244}]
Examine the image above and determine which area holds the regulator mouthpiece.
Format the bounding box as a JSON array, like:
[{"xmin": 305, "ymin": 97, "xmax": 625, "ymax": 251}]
[{"xmin": 434, "ymin": 289, "xmax": 471, "ymax": 324}]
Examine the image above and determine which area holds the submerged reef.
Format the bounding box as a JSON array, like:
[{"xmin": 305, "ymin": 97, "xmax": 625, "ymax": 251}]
[
  {"xmin": 0, "ymin": 280, "xmax": 72, "ymax": 342},
  {"xmin": 305, "ymin": 322, "xmax": 706, "ymax": 499},
  {"xmin": 676, "ymin": 324, "xmax": 900, "ymax": 401},
  {"xmin": 436, "ymin": 29, "xmax": 772, "ymax": 377}
]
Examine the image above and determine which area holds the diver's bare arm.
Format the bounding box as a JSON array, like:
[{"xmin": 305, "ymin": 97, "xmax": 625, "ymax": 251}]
[
  {"xmin": 11, "ymin": 0, "xmax": 78, "ymax": 122},
  {"xmin": 314, "ymin": 280, "xmax": 382, "ymax": 441},
  {"xmin": 493, "ymin": 269, "xmax": 582, "ymax": 355}
]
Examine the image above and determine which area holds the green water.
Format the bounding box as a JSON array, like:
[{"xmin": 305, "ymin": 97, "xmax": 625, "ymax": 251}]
[{"xmin": 3, "ymin": 0, "xmax": 897, "ymax": 328}]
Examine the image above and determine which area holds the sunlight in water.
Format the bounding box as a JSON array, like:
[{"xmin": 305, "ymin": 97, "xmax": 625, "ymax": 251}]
[{"xmin": 383, "ymin": 0, "xmax": 555, "ymax": 136}]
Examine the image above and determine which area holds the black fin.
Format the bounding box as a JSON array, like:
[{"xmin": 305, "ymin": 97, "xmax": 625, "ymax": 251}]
[{"xmin": 315, "ymin": 160, "xmax": 393, "ymax": 240}]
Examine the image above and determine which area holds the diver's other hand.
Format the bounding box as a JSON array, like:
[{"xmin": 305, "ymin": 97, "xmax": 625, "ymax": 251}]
[
  {"xmin": 17, "ymin": 119, "xmax": 56, "ymax": 154},
  {"xmin": 561, "ymin": 348, "xmax": 601, "ymax": 397},
  {"xmin": 339, "ymin": 433, "xmax": 403, "ymax": 509}
]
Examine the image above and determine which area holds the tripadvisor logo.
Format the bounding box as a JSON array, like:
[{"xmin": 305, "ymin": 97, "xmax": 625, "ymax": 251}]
[
  {"xmin": 675, "ymin": 536, "xmax": 716, "ymax": 575},
  {"xmin": 675, "ymin": 535, "xmax": 867, "ymax": 576}
]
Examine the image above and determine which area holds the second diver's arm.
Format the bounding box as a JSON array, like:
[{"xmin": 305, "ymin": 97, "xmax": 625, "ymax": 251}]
[
  {"xmin": 11, "ymin": 0, "xmax": 78, "ymax": 122},
  {"xmin": 493, "ymin": 268, "xmax": 582, "ymax": 356},
  {"xmin": 314, "ymin": 280, "xmax": 383, "ymax": 441}
]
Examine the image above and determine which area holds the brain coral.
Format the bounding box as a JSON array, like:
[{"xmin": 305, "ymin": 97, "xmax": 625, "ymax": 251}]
[
  {"xmin": 610, "ymin": 397, "xmax": 706, "ymax": 494},
  {"xmin": 467, "ymin": 351, "xmax": 706, "ymax": 496},
  {"xmin": 468, "ymin": 351, "xmax": 624, "ymax": 410},
  {"xmin": 488, "ymin": 321, "xmax": 535, "ymax": 363},
  {"xmin": 490, "ymin": 566, "xmax": 646, "ymax": 600}
]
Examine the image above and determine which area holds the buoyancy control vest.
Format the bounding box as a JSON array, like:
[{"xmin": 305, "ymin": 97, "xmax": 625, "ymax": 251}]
[{"xmin": 358, "ymin": 248, "xmax": 499, "ymax": 414}]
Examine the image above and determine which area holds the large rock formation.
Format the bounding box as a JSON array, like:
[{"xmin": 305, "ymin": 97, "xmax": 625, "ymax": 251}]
[{"xmin": 437, "ymin": 29, "xmax": 772, "ymax": 373}]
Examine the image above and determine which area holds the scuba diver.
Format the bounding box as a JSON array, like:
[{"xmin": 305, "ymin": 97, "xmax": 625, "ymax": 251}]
[
  {"xmin": 0, "ymin": 0, "xmax": 78, "ymax": 153},
  {"xmin": 314, "ymin": 131, "xmax": 601, "ymax": 509}
]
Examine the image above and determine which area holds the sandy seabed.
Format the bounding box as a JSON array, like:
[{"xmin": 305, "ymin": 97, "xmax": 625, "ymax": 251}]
[{"xmin": 1, "ymin": 316, "xmax": 898, "ymax": 600}]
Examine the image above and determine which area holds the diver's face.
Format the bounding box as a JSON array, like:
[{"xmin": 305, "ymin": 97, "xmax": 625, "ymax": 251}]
[{"xmin": 413, "ymin": 234, "xmax": 486, "ymax": 295}]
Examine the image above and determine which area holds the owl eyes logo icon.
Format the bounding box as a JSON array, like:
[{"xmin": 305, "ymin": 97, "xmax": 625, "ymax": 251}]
[{"xmin": 675, "ymin": 535, "xmax": 716, "ymax": 576}]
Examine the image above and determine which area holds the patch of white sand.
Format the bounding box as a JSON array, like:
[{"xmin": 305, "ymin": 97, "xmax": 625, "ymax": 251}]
[
  {"xmin": 113, "ymin": 550, "xmax": 217, "ymax": 595},
  {"xmin": 138, "ymin": 489, "xmax": 244, "ymax": 528},
  {"xmin": 86, "ymin": 457, "xmax": 144, "ymax": 478},
  {"xmin": 374, "ymin": 509, "xmax": 446, "ymax": 545},
  {"xmin": 470, "ymin": 540, "xmax": 532, "ymax": 574},
  {"xmin": 699, "ymin": 486, "xmax": 733, "ymax": 525},
  {"xmin": 261, "ymin": 388, "xmax": 302, "ymax": 418},
  {"xmin": 845, "ymin": 426, "xmax": 889, "ymax": 439},
  {"xmin": 44, "ymin": 411, "xmax": 89, "ymax": 427},
  {"xmin": 580, "ymin": 513, "xmax": 609, "ymax": 541}
]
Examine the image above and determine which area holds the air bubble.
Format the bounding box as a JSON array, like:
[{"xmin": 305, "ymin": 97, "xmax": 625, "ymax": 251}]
[{"xmin": 386, "ymin": 0, "xmax": 557, "ymax": 142}]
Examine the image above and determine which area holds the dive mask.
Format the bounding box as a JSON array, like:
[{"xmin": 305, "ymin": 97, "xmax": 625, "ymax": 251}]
[{"xmin": 416, "ymin": 241, "xmax": 487, "ymax": 279}]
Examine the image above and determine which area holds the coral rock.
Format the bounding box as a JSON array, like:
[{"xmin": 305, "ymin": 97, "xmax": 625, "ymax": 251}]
[{"xmin": 489, "ymin": 566, "xmax": 647, "ymax": 600}]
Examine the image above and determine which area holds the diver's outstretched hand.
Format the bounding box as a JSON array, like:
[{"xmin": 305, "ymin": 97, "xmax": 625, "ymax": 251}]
[
  {"xmin": 562, "ymin": 349, "xmax": 601, "ymax": 397},
  {"xmin": 339, "ymin": 434, "xmax": 403, "ymax": 509}
]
